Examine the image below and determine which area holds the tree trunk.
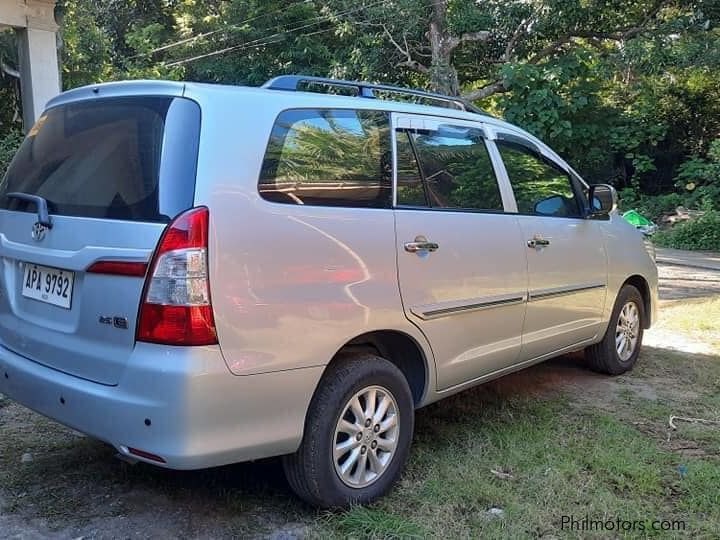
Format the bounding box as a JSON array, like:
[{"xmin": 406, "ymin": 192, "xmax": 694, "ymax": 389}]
[{"xmin": 428, "ymin": 0, "xmax": 459, "ymax": 96}]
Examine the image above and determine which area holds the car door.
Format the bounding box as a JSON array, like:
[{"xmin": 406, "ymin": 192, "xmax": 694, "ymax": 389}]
[
  {"xmin": 490, "ymin": 132, "xmax": 608, "ymax": 361},
  {"xmin": 392, "ymin": 114, "xmax": 528, "ymax": 391}
]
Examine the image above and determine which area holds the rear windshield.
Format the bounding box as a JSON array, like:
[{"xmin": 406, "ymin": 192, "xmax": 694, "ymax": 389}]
[{"xmin": 0, "ymin": 96, "xmax": 200, "ymax": 223}]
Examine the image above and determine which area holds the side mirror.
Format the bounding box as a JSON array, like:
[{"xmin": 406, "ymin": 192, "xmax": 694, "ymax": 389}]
[
  {"xmin": 534, "ymin": 195, "xmax": 567, "ymax": 216},
  {"xmin": 588, "ymin": 184, "xmax": 618, "ymax": 218}
]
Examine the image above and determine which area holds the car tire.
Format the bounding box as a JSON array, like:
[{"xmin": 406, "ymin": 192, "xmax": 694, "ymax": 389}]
[
  {"xmin": 282, "ymin": 353, "xmax": 414, "ymax": 508},
  {"xmin": 585, "ymin": 284, "xmax": 645, "ymax": 375}
]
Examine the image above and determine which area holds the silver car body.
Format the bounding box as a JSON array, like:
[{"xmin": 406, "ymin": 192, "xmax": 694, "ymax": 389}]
[{"xmin": 0, "ymin": 80, "xmax": 658, "ymax": 468}]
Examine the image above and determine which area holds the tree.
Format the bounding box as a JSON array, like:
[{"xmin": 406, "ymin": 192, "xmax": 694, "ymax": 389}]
[
  {"xmin": 2, "ymin": 0, "xmax": 719, "ymax": 207},
  {"xmin": 322, "ymin": 0, "xmax": 702, "ymax": 99}
]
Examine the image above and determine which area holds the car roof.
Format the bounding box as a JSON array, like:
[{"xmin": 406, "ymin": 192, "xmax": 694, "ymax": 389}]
[
  {"xmin": 47, "ymin": 79, "xmax": 524, "ymax": 138},
  {"xmin": 45, "ymin": 79, "xmax": 584, "ymax": 184}
]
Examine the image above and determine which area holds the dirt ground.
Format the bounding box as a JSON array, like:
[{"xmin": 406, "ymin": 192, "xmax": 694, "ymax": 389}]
[
  {"xmin": 658, "ymin": 263, "xmax": 720, "ymax": 300},
  {"xmin": 1, "ymin": 259, "xmax": 719, "ymax": 539}
]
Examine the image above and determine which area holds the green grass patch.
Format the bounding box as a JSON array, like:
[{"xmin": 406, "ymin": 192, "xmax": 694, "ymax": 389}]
[
  {"xmin": 654, "ymin": 297, "xmax": 720, "ymax": 350},
  {"xmin": 316, "ymin": 392, "xmax": 715, "ymax": 538}
]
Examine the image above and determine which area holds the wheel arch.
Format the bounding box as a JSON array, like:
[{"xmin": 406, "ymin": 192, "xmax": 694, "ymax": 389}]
[
  {"xmin": 323, "ymin": 330, "xmax": 430, "ymax": 407},
  {"xmin": 623, "ymin": 274, "xmax": 652, "ymax": 328}
]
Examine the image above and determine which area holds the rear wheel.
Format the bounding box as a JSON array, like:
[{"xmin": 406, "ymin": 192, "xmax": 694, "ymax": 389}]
[
  {"xmin": 586, "ymin": 284, "xmax": 645, "ymax": 375},
  {"xmin": 283, "ymin": 354, "xmax": 414, "ymax": 508}
]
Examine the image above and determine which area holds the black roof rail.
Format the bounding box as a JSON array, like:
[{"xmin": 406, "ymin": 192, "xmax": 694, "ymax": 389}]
[{"xmin": 262, "ymin": 75, "xmax": 487, "ymax": 115}]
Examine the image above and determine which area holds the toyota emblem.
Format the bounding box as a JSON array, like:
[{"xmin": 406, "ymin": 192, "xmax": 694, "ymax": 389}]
[{"xmin": 31, "ymin": 222, "xmax": 48, "ymax": 241}]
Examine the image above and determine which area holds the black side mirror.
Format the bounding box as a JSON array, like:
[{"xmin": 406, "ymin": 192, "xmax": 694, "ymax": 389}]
[{"xmin": 588, "ymin": 184, "xmax": 618, "ymax": 218}]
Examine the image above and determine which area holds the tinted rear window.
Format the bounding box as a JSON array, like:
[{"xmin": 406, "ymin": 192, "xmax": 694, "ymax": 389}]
[
  {"xmin": 258, "ymin": 109, "xmax": 392, "ymax": 208},
  {"xmin": 0, "ymin": 96, "xmax": 200, "ymax": 223}
]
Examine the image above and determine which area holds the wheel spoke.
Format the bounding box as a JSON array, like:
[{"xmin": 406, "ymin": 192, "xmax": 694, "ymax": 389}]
[
  {"xmin": 379, "ymin": 414, "xmax": 397, "ymax": 435},
  {"xmin": 373, "ymin": 394, "xmax": 391, "ymax": 423},
  {"xmin": 340, "ymin": 446, "xmax": 361, "ymax": 478},
  {"xmin": 617, "ymin": 335, "xmax": 627, "ymax": 357},
  {"xmin": 334, "ymin": 437, "xmax": 360, "ymax": 460},
  {"xmin": 349, "ymin": 397, "xmax": 365, "ymax": 424},
  {"xmin": 337, "ymin": 418, "xmax": 360, "ymax": 436},
  {"xmin": 351, "ymin": 452, "xmax": 369, "ymax": 484},
  {"xmin": 367, "ymin": 448, "xmax": 382, "ymax": 473},
  {"xmin": 364, "ymin": 388, "xmax": 377, "ymax": 418},
  {"xmin": 376, "ymin": 437, "xmax": 395, "ymax": 452}
]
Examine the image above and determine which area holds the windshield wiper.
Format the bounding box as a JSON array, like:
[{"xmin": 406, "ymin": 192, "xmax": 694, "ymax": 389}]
[{"xmin": 6, "ymin": 192, "xmax": 53, "ymax": 228}]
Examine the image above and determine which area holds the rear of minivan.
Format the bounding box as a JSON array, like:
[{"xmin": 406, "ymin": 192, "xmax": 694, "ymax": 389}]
[
  {"xmin": 0, "ymin": 82, "xmax": 322, "ymax": 468},
  {"xmin": 0, "ymin": 85, "xmax": 202, "ymax": 385}
]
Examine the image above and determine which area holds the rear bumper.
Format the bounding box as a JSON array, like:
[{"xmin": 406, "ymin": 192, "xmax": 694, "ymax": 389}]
[{"xmin": 0, "ymin": 342, "xmax": 323, "ymax": 469}]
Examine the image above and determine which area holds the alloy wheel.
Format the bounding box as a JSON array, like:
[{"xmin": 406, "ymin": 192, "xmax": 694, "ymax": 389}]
[
  {"xmin": 615, "ymin": 300, "xmax": 640, "ymax": 362},
  {"xmin": 333, "ymin": 385, "xmax": 400, "ymax": 488}
]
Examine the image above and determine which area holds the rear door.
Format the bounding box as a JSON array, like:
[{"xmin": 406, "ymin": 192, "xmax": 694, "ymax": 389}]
[
  {"xmin": 491, "ymin": 133, "xmax": 607, "ymax": 361},
  {"xmin": 0, "ymin": 93, "xmax": 201, "ymax": 385},
  {"xmin": 392, "ymin": 114, "xmax": 528, "ymax": 391}
]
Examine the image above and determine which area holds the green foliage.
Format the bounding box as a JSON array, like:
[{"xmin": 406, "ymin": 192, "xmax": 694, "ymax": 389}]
[
  {"xmin": 0, "ymin": 31, "xmax": 22, "ymax": 134},
  {"xmin": 60, "ymin": 0, "xmax": 113, "ymax": 88},
  {"xmin": 675, "ymin": 139, "xmax": 720, "ymax": 211},
  {"xmin": 0, "ymin": 129, "xmax": 23, "ymax": 179},
  {"xmin": 618, "ymin": 189, "xmax": 685, "ymax": 223},
  {"xmin": 0, "ymin": 0, "xmax": 719, "ymax": 223},
  {"xmin": 654, "ymin": 211, "xmax": 720, "ymax": 251}
]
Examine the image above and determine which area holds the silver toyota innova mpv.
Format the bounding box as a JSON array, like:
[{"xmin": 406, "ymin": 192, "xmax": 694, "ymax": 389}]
[{"xmin": 0, "ymin": 75, "xmax": 658, "ymax": 507}]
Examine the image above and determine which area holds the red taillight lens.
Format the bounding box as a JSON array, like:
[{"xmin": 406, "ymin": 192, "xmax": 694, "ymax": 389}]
[
  {"xmin": 137, "ymin": 304, "xmax": 216, "ymax": 346},
  {"xmin": 137, "ymin": 207, "xmax": 218, "ymax": 346},
  {"xmin": 87, "ymin": 261, "xmax": 148, "ymax": 277}
]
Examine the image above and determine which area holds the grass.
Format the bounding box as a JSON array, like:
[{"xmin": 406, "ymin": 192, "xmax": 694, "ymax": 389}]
[
  {"xmin": 653, "ymin": 296, "xmax": 720, "ymax": 350},
  {"xmin": 314, "ymin": 380, "xmax": 717, "ymax": 538},
  {"xmin": 1, "ymin": 297, "xmax": 719, "ymax": 538}
]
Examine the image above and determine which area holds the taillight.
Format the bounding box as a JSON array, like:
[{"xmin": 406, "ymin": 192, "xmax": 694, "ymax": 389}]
[{"xmin": 137, "ymin": 207, "xmax": 217, "ymax": 346}]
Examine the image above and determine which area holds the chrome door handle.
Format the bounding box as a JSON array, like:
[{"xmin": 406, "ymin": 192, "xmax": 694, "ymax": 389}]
[
  {"xmin": 405, "ymin": 240, "xmax": 439, "ymax": 253},
  {"xmin": 527, "ymin": 236, "xmax": 550, "ymax": 248}
]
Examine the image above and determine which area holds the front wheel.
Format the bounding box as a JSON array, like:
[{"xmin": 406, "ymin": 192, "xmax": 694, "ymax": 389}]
[
  {"xmin": 585, "ymin": 284, "xmax": 645, "ymax": 375},
  {"xmin": 283, "ymin": 354, "xmax": 414, "ymax": 508}
]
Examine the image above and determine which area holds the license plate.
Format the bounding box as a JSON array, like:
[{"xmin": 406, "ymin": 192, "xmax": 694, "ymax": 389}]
[{"xmin": 22, "ymin": 263, "xmax": 74, "ymax": 309}]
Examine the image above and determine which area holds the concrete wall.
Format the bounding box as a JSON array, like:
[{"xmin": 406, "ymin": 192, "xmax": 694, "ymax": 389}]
[{"xmin": 0, "ymin": 0, "xmax": 60, "ymax": 130}]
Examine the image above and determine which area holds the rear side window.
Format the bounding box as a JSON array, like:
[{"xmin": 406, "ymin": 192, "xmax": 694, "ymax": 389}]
[
  {"xmin": 398, "ymin": 125, "xmax": 503, "ymax": 211},
  {"xmin": 496, "ymin": 140, "xmax": 582, "ymax": 218},
  {"xmin": 258, "ymin": 109, "xmax": 392, "ymax": 208},
  {"xmin": 0, "ymin": 97, "xmax": 200, "ymax": 223}
]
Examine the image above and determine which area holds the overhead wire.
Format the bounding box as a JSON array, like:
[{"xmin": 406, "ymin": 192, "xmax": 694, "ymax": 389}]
[
  {"xmin": 131, "ymin": 0, "xmax": 315, "ymax": 58},
  {"xmin": 160, "ymin": 0, "xmax": 393, "ymax": 67}
]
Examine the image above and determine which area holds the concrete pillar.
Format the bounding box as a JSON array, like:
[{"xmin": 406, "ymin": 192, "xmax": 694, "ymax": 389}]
[{"xmin": 17, "ymin": 25, "xmax": 59, "ymax": 129}]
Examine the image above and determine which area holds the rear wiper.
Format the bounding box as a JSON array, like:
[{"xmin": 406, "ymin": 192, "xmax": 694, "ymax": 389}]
[{"xmin": 6, "ymin": 192, "xmax": 53, "ymax": 228}]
